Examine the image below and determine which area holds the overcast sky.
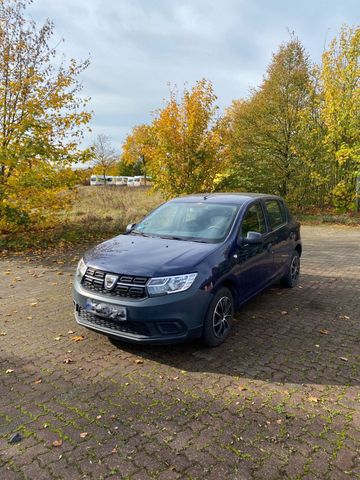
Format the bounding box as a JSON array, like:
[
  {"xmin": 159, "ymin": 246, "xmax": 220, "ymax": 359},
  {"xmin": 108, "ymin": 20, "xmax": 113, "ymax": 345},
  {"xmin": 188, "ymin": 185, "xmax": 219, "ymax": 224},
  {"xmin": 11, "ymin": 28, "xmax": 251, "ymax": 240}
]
[{"xmin": 29, "ymin": 0, "xmax": 359, "ymax": 151}]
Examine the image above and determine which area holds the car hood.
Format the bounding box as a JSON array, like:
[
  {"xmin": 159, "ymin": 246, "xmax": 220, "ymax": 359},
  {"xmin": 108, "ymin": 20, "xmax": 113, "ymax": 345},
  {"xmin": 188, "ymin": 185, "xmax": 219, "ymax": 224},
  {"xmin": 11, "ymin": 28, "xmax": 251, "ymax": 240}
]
[{"xmin": 83, "ymin": 234, "xmax": 218, "ymax": 277}]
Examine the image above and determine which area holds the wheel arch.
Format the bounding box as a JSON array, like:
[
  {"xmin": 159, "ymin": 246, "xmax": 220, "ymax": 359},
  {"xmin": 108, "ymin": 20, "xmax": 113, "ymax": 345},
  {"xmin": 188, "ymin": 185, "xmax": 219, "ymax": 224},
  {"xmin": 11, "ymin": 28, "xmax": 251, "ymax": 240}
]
[{"xmin": 213, "ymin": 278, "xmax": 239, "ymax": 309}]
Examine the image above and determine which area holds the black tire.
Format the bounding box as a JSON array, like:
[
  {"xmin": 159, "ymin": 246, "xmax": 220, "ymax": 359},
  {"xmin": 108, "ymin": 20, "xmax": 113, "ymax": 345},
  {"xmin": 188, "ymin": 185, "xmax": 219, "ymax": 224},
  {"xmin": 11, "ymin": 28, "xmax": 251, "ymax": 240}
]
[
  {"xmin": 202, "ymin": 287, "xmax": 234, "ymax": 347},
  {"xmin": 281, "ymin": 250, "xmax": 300, "ymax": 288}
]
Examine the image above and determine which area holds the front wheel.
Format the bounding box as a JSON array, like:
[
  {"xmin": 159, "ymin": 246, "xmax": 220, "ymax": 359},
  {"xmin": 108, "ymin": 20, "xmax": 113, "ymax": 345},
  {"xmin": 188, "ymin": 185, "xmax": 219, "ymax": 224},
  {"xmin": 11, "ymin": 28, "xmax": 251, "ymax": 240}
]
[
  {"xmin": 281, "ymin": 250, "xmax": 300, "ymax": 288},
  {"xmin": 202, "ymin": 287, "xmax": 234, "ymax": 347}
]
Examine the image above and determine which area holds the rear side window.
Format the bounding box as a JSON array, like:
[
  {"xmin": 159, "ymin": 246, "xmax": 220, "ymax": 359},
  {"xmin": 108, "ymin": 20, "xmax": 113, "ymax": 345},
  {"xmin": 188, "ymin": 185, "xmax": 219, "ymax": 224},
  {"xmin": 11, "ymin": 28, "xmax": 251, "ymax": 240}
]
[
  {"xmin": 265, "ymin": 200, "xmax": 287, "ymax": 230},
  {"xmin": 241, "ymin": 203, "xmax": 266, "ymax": 237}
]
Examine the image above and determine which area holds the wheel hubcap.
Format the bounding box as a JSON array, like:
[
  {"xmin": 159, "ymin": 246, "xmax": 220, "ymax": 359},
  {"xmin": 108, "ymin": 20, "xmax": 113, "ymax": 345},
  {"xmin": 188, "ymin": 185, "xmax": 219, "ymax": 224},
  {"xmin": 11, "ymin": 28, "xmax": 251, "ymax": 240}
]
[
  {"xmin": 291, "ymin": 255, "xmax": 300, "ymax": 281},
  {"xmin": 212, "ymin": 296, "xmax": 232, "ymax": 338}
]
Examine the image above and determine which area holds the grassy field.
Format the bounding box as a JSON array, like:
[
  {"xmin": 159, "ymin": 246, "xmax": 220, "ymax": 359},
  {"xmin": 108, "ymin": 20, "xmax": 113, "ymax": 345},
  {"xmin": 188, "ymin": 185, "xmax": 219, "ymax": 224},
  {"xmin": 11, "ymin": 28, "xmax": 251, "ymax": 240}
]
[
  {"xmin": 1, "ymin": 186, "xmax": 359, "ymax": 252},
  {"xmin": 0, "ymin": 187, "xmax": 163, "ymax": 251}
]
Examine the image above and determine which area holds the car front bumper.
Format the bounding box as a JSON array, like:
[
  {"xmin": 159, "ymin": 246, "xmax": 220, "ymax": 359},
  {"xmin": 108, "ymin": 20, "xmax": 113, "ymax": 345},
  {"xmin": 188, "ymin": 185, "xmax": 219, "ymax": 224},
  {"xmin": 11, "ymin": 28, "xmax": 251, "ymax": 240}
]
[{"xmin": 72, "ymin": 279, "xmax": 211, "ymax": 345}]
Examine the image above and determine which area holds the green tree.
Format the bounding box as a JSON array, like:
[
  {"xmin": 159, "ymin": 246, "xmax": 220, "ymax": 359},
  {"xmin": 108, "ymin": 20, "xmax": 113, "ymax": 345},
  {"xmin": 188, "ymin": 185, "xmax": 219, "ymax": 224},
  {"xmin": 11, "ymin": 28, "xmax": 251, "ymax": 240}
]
[
  {"xmin": 0, "ymin": 0, "xmax": 91, "ymax": 230},
  {"xmin": 225, "ymin": 38, "xmax": 315, "ymax": 204},
  {"xmin": 117, "ymin": 160, "xmax": 143, "ymax": 177}
]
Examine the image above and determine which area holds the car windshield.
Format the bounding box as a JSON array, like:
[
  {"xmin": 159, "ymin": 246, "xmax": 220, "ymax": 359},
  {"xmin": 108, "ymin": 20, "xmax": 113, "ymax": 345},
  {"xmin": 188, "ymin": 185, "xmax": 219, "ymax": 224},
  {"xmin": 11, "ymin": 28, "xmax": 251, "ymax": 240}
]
[{"xmin": 132, "ymin": 202, "xmax": 238, "ymax": 243}]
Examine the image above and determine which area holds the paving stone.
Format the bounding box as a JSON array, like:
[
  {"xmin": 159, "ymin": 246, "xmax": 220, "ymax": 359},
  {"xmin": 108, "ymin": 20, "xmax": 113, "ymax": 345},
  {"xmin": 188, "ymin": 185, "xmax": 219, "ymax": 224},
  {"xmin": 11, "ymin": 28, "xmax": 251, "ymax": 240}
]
[{"xmin": 0, "ymin": 225, "xmax": 360, "ymax": 478}]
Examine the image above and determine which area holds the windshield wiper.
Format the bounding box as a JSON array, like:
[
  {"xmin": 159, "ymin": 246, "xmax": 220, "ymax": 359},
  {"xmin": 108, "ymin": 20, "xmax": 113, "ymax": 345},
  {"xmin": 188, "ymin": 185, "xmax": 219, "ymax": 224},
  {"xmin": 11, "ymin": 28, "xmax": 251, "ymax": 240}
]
[
  {"xmin": 189, "ymin": 238, "xmax": 209, "ymax": 243},
  {"xmin": 160, "ymin": 235, "xmax": 185, "ymax": 241},
  {"xmin": 131, "ymin": 230, "xmax": 150, "ymax": 237},
  {"xmin": 159, "ymin": 235, "xmax": 210, "ymax": 243}
]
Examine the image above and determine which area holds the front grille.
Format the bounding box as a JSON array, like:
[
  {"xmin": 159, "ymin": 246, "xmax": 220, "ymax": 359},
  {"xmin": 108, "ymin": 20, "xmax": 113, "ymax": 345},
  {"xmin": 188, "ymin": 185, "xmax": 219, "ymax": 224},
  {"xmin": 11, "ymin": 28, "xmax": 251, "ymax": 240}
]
[
  {"xmin": 82, "ymin": 267, "xmax": 148, "ymax": 299},
  {"xmin": 78, "ymin": 307, "xmax": 150, "ymax": 336}
]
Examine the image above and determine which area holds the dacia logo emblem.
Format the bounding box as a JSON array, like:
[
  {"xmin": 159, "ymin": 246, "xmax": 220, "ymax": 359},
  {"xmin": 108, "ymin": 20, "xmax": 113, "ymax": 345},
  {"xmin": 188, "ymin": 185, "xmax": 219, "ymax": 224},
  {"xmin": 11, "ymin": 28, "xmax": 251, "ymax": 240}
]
[{"xmin": 104, "ymin": 274, "xmax": 118, "ymax": 290}]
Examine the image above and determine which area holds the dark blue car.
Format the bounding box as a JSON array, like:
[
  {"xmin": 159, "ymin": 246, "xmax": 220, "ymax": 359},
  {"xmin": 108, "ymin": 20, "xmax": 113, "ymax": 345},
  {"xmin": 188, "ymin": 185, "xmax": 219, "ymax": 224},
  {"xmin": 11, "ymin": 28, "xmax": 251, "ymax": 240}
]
[{"xmin": 73, "ymin": 193, "xmax": 301, "ymax": 346}]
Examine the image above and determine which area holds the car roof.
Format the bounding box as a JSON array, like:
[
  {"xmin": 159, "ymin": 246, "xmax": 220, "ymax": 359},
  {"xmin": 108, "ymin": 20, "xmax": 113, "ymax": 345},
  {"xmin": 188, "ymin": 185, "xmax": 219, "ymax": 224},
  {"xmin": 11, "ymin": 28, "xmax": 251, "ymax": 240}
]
[{"xmin": 170, "ymin": 192, "xmax": 283, "ymax": 206}]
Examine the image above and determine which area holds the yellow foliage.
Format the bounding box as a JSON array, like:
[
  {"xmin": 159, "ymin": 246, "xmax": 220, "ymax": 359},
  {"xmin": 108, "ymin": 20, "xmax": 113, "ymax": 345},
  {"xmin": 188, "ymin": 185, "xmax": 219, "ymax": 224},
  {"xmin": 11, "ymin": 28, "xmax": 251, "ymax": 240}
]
[{"xmin": 0, "ymin": 0, "xmax": 91, "ymax": 231}]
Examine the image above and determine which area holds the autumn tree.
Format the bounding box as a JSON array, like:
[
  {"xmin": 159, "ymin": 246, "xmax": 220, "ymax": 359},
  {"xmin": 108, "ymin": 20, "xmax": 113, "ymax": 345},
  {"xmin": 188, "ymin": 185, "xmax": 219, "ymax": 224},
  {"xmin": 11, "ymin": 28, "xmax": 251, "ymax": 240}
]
[
  {"xmin": 320, "ymin": 25, "xmax": 360, "ymax": 210},
  {"xmin": 148, "ymin": 79, "xmax": 225, "ymax": 197},
  {"xmin": 121, "ymin": 124, "xmax": 153, "ymax": 184},
  {"xmin": 0, "ymin": 0, "xmax": 91, "ymax": 230},
  {"xmin": 91, "ymin": 134, "xmax": 117, "ymax": 181}
]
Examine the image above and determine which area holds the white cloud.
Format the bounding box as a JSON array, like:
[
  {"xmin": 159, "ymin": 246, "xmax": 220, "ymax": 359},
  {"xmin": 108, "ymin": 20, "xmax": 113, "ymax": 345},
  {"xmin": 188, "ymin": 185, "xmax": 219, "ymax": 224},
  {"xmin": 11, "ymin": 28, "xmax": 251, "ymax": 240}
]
[{"xmin": 28, "ymin": 0, "xmax": 360, "ymax": 148}]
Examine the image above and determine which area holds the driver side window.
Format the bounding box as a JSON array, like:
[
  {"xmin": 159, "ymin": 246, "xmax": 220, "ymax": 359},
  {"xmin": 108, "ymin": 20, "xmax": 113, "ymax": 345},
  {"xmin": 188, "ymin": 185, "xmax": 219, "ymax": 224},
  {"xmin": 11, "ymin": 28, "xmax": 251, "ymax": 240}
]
[{"xmin": 241, "ymin": 203, "xmax": 266, "ymax": 237}]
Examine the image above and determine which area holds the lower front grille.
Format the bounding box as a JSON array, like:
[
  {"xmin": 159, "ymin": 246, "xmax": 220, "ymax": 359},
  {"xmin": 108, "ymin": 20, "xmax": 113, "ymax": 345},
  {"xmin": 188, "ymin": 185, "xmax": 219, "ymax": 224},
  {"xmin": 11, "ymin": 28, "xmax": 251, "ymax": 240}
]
[{"xmin": 77, "ymin": 307, "xmax": 150, "ymax": 337}]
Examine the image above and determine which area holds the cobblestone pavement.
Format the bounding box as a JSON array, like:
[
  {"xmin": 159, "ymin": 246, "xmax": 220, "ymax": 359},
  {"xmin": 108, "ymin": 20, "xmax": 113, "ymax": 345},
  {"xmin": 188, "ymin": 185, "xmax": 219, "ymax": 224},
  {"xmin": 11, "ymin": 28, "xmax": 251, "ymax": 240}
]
[{"xmin": 0, "ymin": 225, "xmax": 359, "ymax": 480}]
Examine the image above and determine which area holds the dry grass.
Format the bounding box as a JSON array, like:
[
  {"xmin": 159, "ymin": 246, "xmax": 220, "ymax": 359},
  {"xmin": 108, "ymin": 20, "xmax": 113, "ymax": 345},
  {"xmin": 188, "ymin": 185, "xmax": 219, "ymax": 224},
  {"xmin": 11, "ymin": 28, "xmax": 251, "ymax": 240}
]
[
  {"xmin": 65, "ymin": 186, "xmax": 163, "ymax": 235},
  {"xmin": 1, "ymin": 187, "xmax": 163, "ymax": 251}
]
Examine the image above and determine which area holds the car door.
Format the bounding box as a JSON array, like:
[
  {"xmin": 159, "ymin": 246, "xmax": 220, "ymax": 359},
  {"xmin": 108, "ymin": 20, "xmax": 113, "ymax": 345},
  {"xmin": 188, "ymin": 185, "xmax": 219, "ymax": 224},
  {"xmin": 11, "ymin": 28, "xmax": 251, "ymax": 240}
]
[
  {"xmin": 233, "ymin": 202, "xmax": 274, "ymax": 300},
  {"xmin": 263, "ymin": 199, "xmax": 292, "ymax": 278}
]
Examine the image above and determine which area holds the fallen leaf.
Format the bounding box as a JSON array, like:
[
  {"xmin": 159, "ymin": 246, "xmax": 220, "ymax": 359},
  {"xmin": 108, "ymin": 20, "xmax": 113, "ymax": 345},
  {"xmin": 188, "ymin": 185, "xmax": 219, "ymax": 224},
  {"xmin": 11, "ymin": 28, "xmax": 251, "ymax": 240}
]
[
  {"xmin": 319, "ymin": 329, "xmax": 330, "ymax": 335},
  {"xmin": 33, "ymin": 378, "xmax": 42, "ymax": 384},
  {"xmin": 52, "ymin": 439, "xmax": 62, "ymax": 447},
  {"xmin": 63, "ymin": 358, "xmax": 73, "ymax": 364},
  {"xmin": 308, "ymin": 396, "xmax": 318, "ymax": 403},
  {"xmin": 96, "ymin": 415, "xmax": 102, "ymax": 420},
  {"xmin": 339, "ymin": 315, "xmax": 350, "ymax": 320},
  {"xmin": 276, "ymin": 419, "xmax": 282, "ymax": 424},
  {"xmin": 340, "ymin": 357, "xmax": 348, "ymax": 362},
  {"xmin": 281, "ymin": 311, "xmax": 288, "ymax": 315},
  {"xmin": 5, "ymin": 369, "xmax": 14, "ymax": 374},
  {"xmin": 79, "ymin": 432, "xmax": 88, "ymax": 438},
  {"xmin": 27, "ymin": 316, "xmax": 33, "ymax": 320},
  {"xmin": 54, "ymin": 337, "xmax": 61, "ymax": 341},
  {"xmin": 238, "ymin": 385, "xmax": 248, "ymax": 392},
  {"xmin": 67, "ymin": 330, "xmax": 75, "ymax": 334},
  {"xmin": 134, "ymin": 359, "xmax": 143, "ymax": 364},
  {"xmin": 30, "ymin": 302, "xmax": 38, "ymax": 307},
  {"xmin": 111, "ymin": 447, "xmax": 117, "ymax": 454},
  {"xmin": 0, "ymin": 332, "xmax": 7, "ymax": 336},
  {"xmin": 71, "ymin": 335, "xmax": 85, "ymax": 342}
]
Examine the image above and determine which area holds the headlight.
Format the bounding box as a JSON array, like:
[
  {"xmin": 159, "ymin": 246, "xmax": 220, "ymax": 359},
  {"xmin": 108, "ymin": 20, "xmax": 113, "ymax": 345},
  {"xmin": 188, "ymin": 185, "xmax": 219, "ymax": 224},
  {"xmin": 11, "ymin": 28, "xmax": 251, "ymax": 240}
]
[
  {"xmin": 147, "ymin": 273, "xmax": 197, "ymax": 296},
  {"xmin": 76, "ymin": 258, "xmax": 87, "ymax": 280}
]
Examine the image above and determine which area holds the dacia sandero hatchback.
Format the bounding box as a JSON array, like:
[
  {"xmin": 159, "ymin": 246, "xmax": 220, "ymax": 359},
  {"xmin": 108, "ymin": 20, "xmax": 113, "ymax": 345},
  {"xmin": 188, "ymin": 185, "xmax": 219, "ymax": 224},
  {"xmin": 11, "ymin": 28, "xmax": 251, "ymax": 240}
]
[{"xmin": 73, "ymin": 193, "xmax": 301, "ymax": 346}]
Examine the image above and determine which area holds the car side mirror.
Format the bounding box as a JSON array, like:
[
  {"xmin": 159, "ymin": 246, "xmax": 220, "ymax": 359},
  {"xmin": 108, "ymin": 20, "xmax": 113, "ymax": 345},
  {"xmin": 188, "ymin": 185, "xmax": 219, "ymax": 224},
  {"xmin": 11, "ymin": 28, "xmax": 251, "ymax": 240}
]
[
  {"xmin": 238, "ymin": 231, "xmax": 263, "ymax": 245},
  {"xmin": 126, "ymin": 223, "xmax": 136, "ymax": 233}
]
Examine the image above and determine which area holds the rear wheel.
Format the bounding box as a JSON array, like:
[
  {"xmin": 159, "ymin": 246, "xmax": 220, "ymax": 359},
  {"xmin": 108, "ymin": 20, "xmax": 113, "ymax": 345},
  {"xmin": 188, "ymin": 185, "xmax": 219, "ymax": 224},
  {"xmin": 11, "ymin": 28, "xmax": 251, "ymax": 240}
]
[
  {"xmin": 202, "ymin": 287, "xmax": 234, "ymax": 347},
  {"xmin": 281, "ymin": 250, "xmax": 300, "ymax": 288}
]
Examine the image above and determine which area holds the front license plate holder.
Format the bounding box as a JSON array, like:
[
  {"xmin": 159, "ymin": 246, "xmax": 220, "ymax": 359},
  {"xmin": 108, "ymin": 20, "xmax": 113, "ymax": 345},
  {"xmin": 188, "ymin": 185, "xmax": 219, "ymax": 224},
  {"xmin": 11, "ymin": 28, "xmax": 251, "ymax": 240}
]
[{"xmin": 85, "ymin": 299, "xmax": 127, "ymax": 321}]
